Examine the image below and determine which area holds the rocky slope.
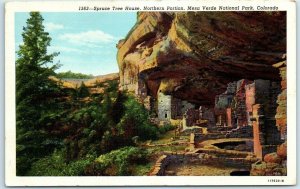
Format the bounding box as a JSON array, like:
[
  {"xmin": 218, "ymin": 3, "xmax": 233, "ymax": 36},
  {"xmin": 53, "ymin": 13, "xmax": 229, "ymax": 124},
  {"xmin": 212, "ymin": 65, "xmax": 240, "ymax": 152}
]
[{"xmin": 117, "ymin": 12, "xmax": 286, "ymax": 106}]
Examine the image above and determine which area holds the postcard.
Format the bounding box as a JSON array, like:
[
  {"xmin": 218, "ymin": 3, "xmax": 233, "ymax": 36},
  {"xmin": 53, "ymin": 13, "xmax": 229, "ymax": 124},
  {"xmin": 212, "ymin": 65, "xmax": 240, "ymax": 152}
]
[{"xmin": 5, "ymin": 0, "xmax": 296, "ymax": 186}]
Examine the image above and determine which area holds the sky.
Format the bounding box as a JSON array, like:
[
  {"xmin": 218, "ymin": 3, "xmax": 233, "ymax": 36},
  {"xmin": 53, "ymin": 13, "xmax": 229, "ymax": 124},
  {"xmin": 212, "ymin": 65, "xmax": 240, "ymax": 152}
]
[{"xmin": 15, "ymin": 12, "xmax": 137, "ymax": 76}]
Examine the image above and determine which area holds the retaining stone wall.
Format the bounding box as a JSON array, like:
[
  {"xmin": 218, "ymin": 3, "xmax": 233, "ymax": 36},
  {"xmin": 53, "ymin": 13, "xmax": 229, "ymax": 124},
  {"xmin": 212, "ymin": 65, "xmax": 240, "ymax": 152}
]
[{"xmin": 149, "ymin": 152, "xmax": 256, "ymax": 176}]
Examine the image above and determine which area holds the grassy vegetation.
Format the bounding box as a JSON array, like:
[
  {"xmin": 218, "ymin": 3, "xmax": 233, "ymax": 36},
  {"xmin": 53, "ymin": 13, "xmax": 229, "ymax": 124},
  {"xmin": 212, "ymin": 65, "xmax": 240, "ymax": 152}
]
[
  {"xmin": 147, "ymin": 145, "xmax": 186, "ymax": 154},
  {"xmin": 86, "ymin": 146, "xmax": 151, "ymax": 176},
  {"xmin": 132, "ymin": 163, "xmax": 155, "ymax": 176}
]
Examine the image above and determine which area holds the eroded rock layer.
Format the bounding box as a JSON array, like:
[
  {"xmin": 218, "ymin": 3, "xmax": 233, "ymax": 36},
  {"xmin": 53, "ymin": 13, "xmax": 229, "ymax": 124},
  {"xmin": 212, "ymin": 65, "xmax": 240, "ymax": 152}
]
[{"xmin": 117, "ymin": 12, "xmax": 286, "ymax": 106}]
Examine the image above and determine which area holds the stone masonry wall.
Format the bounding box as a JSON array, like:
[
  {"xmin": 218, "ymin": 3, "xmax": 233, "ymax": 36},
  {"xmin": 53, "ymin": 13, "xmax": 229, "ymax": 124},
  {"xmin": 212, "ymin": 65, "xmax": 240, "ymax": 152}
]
[
  {"xmin": 252, "ymin": 104, "xmax": 281, "ymax": 160},
  {"xmin": 235, "ymin": 79, "xmax": 251, "ymax": 127},
  {"xmin": 157, "ymin": 91, "xmax": 172, "ymax": 121},
  {"xmin": 274, "ymin": 61, "xmax": 287, "ymax": 140},
  {"xmin": 251, "ymin": 61, "xmax": 287, "ymax": 176}
]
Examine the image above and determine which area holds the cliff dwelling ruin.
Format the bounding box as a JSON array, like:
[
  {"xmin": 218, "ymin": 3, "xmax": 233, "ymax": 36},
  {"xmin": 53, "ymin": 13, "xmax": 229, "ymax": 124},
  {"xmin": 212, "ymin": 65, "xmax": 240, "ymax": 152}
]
[{"xmin": 117, "ymin": 12, "xmax": 287, "ymax": 176}]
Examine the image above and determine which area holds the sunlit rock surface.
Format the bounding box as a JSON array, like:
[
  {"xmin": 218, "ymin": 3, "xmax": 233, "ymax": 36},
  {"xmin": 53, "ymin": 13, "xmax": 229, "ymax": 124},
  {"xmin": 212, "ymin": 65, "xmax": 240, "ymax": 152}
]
[
  {"xmin": 117, "ymin": 12, "xmax": 286, "ymax": 106},
  {"xmin": 117, "ymin": 12, "xmax": 287, "ymax": 176}
]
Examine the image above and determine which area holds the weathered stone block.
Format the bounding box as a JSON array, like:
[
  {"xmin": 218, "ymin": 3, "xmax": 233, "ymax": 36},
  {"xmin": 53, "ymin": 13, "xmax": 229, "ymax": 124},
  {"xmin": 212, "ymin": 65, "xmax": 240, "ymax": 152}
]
[
  {"xmin": 281, "ymin": 80, "xmax": 287, "ymax": 89},
  {"xmin": 264, "ymin": 152, "xmax": 281, "ymax": 164},
  {"xmin": 277, "ymin": 142, "xmax": 287, "ymax": 159}
]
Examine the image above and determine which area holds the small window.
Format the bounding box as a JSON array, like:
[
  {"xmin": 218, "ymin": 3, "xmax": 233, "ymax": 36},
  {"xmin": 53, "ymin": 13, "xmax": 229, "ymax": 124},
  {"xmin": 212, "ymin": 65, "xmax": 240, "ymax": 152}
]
[{"xmin": 165, "ymin": 113, "xmax": 168, "ymax": 118}]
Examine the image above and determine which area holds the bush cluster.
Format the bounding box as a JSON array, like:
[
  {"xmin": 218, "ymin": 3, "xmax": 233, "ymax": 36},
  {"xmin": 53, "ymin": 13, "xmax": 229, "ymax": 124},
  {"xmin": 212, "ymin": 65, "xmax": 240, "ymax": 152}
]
[{"xmin": 86, "ymin": 146, "xmax": 149, "ymax": 176}]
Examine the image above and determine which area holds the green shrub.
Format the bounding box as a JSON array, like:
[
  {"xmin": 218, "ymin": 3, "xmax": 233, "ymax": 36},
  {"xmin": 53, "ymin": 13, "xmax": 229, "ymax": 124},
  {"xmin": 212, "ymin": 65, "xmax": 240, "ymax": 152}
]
[
  {"xmin": 158, "ymin": 124, "xmax": 175, "ymax": 134},
  {"xmin": 62, "ymin": 155, "xmax": 95, "ymax": 176},
  {"xmin": 117, "ymin": 96, "xmax": 159, "ymax": 141},
  {"xmin": 17, "ymin": 63, "xmax": 159, "ymax": 175},
  {"xmin": 87, "ymin": 146, "xmax": 149, "ymax": 176},
  {"xmin": 27, "ymin": 149, "xmax": 95, "ymax": 176},
  {"xmin": 27, "ymin": 149, "xmax": 66, "ymax": 176}
]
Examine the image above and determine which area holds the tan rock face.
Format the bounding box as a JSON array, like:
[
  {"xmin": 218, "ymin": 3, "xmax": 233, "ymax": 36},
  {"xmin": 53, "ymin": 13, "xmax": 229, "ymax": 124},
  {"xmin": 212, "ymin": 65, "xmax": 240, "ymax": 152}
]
[
  {"xmin": 117, "ymin": 12, "xmax": 286, "ymax": 106},
  {"xmin": 264, "ymin": 152, "xmax": 282, "ymax": 164},
  {"xmin": 277, "ymin": 142, "xmax": 287, "ymax": 159},
  {"xmin": 273, "ymin": 61, "xmax": 287, "ymax": 139}
]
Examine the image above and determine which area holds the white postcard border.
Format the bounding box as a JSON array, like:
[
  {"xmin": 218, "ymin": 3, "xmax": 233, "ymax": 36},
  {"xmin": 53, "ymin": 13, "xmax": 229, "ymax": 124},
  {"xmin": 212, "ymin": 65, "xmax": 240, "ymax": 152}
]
[{"xmin": 5, "ymin": 0, "xmax": 297, "ymax": 186}]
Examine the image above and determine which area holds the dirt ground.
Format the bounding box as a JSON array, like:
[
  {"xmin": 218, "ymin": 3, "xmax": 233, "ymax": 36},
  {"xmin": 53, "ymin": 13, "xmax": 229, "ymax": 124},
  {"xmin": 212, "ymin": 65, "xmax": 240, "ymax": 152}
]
[{"xmin": 165, "ymin": 163, "xmax": 237, "ymax": 176}]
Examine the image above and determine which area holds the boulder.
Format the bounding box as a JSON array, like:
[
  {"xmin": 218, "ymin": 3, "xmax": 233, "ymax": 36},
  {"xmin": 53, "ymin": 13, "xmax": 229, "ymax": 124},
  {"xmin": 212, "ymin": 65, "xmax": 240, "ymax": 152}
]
[
  {"xmin": 277, "ymin": 142, "xmax": 287, "ymax": 159},
  {"xmin": 264, "ymin": 152, "xmax": 281, "ymax": 164}
]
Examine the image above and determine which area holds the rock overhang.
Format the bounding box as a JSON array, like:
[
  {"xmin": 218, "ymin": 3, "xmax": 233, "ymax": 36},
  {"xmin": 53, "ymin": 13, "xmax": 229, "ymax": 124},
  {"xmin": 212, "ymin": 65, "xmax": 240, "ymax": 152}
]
[{"xmin": 117, "ymin": 12, "xmax": 286, "ymax": 106}]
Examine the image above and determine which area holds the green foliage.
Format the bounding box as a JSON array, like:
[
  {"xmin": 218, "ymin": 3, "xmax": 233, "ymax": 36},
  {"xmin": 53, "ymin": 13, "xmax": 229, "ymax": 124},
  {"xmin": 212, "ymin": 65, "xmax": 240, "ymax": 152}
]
[
  {"xmin": 62, "ymin": 155, "xmax": 95, "ymax": 176},
  {"xmin": 56, "ymin": 70, "xmax": 94, "ymax": 79},
  {"xmin": 158, "ymin": 124, "xmax": 176, "ymax": 134},
  {"xmin": 27, "ymin": 149, "xmax": 66, "ymax": 176},
  {"xmin": 117, "ymin": 96, "xmax": 159, "ymax": 141},
  {"xmin": 111, "ymin": 91, "xmax": 127, "ymax": 124},
  {"xmin": 27, "ymin": 149, "xmax": 95, "ymax": 176},
  {"xmin": 16, "ymin": 129, "xmax": 63, "ymax": 175},
  {"xmin": 28, "ymin": 146, "xmax": 151, "ymax": 176},
  {"xmin": 147, "ymin": 144, "xmax": 186, "ymax": 154},
  {"xmin": 16, "ymin": 12, "xmax": 62, "ymax": 175},
  {"xmin": 15, "ymin": 18, "xmax": 158, "ymax": 176},
  {"xmin": 18, "ymin": 81, "xmax": 160, "ymax": 176},
  {"xmin": 133, "ymin": 163, "xmax": 154, "ymax": 176},
  {"xmin": 88, "ymin": 146, "xmax": 149, "ymax": 176},
  {"xmin": 63, "ymin": 103, "xmax": 109, "ymax": 160},
  {"xmin": 16, "ymin": 12, "xmax": 60, "ymax": 111},
  {"xmin": 62, "ymin": 92, "xmax": 159, "ymax": 158},
  {"xmin": 104, "ymin": 80, "xmax": 119, "ymax": 93}
]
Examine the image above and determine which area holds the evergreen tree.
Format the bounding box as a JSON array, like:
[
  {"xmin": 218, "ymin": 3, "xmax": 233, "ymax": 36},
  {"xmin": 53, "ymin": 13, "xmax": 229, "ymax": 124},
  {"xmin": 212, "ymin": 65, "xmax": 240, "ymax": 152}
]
[
  {"xmin": 111, "ymin": 91, "xmax": 126, "ymax": 124},
  {"xmin": 16, "ymin": 12, "xmax": 60, "ymax": 175}
]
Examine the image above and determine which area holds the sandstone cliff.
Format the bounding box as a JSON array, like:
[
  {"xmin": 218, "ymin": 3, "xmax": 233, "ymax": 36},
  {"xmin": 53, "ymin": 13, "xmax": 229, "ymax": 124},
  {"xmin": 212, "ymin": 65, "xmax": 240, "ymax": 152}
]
[{"xmin": 117, "ymin": 12, "xmax": 286, "ymax": 106}]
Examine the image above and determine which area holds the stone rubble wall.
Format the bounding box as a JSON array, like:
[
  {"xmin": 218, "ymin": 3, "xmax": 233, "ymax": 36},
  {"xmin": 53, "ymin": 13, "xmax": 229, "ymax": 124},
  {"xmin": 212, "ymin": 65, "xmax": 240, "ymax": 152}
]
[
  {"xmin": 148, "ymin": 152, "xmax": 257, "ymax": 176},
  {"xmin": 225, "ymin": 126, "xmax": 253, "ymax": 138},
  {"xmin": 148, "ymin": 155, "xmax": 169, "ymax": 176},
  {"xmin": 193, "ymin": 148, "xmax": 250, "ymax": 158},
  {"xmin": 274, "ymin": 61, "xmax": 287, "ymax": 140},
  {"xmin": 194, "ymin": 133, "xmax": 226, "ymax": 143}
]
